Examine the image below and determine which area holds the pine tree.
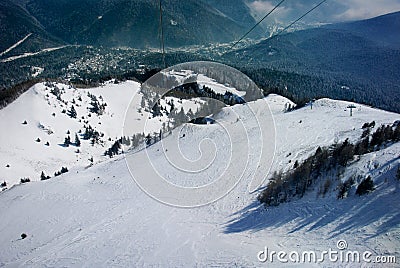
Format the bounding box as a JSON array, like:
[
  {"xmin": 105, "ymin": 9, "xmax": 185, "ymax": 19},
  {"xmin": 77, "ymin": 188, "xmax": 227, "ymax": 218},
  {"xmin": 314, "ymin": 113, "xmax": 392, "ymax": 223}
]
[
  {"xmin": 354, "ymin": 138, "xmax": 369, "ymax": 155},
  {"xmin": 176, "ymin": 107, "xmax": 187, "ymax": 124},
  {"xmin": 361, "ymin": 128, "xmax": 370, "ymax": 138},
  {"xmin": 68, "ymin": 105, "xmax": 77, "ymax": 118},
  {"xmin": 187, "ymin": 108, "xmax": 194, "ymax": 121},
  {"xmin": 151, "ymin": 101, "xmax": 162, "ymax": 117},
  {"xmin": 393, "ymin": 124, "xmax": 400, "ymax": 141},
  {"xmin": 64, "ymin": 135, "xmax": 71, "ymax": 147},
  {"xmin": 145, "ymin": 134, "xmax": 152, "ymax": 146},
  {"xmin": 383, "ymin": 125, "xmax": 394, "ymax": 141},
  {"xmin": 61, "ymin": 167, "xmax": 68, "ymax": 173},
  {"xmin": 40, "ymin": 171, "xmax": 50, "ymax": 181},
  {"xmin": 83, "ymin": 125, "xmax": 92, "ymax": 140},
  {"xmin": 104, "ymin": 148, "xmax": 112, "ymax": 158},
  {"xmin": 356, "ymin": 176, "xmax": 374, "ymax": 196},
  {"xmin": 337, "ymin": 177, "xmax": 354, "ymax": 199},
  {"xmin": 91, "ymin": 132, "xmax": 100, "ymax": 145},
  {"xmin": 110, "ymin": 140, "xmax": 121, "ymax": 156},
  {"xmin": 370, "ymin": 121, "xmax": 376, "ymax": 128},
  {"xmin": 337, "ymin": 139, "xmax": 354, "ymax": 166},
  {"xmin": 293, "ymin": 160, "xmax": 299, "ymax": 169},
  {"xmin": 141, "ymin": 97, "xmax": 146, "ymax": 110},
  {"xmin": 75, "ymin": 133, "xmax": 81, "ymax": 147},
  {"xmin": 370, "ymin": 125, "xmax": 385, "ymax": 148},
  {"xmin": 120, "ymin": 136, "xmax": 130, "ymax": 146},
  {"xmin": 20, "ymin": 177, "xmax": 30, "ymax": 183},
  {"xmin": 131, "ymin": 134, "xmax": 140, "ymax": 148}
]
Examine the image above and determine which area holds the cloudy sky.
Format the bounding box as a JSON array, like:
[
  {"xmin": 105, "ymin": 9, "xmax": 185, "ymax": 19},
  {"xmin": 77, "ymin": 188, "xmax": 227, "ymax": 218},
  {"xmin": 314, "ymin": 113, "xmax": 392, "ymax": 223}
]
[{"xmin": 247, "ymin": 0, "xmax": 400, "ymax": 24}]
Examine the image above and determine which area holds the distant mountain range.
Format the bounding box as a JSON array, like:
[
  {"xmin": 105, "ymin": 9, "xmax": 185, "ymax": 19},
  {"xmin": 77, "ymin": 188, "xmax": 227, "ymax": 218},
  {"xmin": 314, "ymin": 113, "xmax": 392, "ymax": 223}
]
[
  {"xmin": 0, "ymin": 0, "xmax": 264, "ymax": 52},
  {"xmin": 1, "ymin": 3, "xmax": 400, "ymax": 113},
  {"xmin": 324, "ymin": 11, "xmax": 400, "ymax": 48},
  {"xmin": 225, "ymin": 11, "xmax": 400, "ymax": 113},
  {"xmin": 0, "ymin": 1, "xmax": 62, "ymax": 54}
]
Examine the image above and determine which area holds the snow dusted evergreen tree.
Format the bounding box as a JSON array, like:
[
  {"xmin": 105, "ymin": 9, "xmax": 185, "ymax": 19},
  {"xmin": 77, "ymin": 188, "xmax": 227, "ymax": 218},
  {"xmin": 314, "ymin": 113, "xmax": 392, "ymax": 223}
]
[
  {"xmin": 88, "ymin": 94, "xmax": 106, "ymax": 115},
  {"xmin": 68, "ymin": 105, "xmax": 77, "ymax": 118},
  {"xmin": 40, "ymin": 171, "xmax": 50, "ymax": 181},
  {"xmin": 151, "ymin": 100, "xmax": 162, "ymax": 117},
  {"xmin": 20, "ymin": 178, "xmax": 30, "ymax": 183},
  {"xmin": 337, "ymin": 177, "xmax": 355, "ymax": 199},
  {"xmin": 75, "ymin": 133, "xmax": 81, "ymax": 147},
  {"xmin": 105, "ymin": 140, "xmax": 121, "ymax": 158},
  {"xmin": 176, "ymin": 107, "xmax": 188, "ymax": 125},
  {"xmin": 121, "ymin": 136, "xmax": 130, "ymax": 146},
  {"xmin": 64, "ymin": 135, "xmax": 71, "ymax": 147},
  {"xmin": 140, "ymin": 97, "xmax": 146, "ymax": 111},
  {"xmin": 54, "ymin": 167, "xmax": 68, "ymax": 177},
  {"xmin": 145, "ymin": 134, "xmax": 152, "ymax": 146},
  {"xmin": 356, "ymin": 176, "xmax": 374, "ymax": 196}
]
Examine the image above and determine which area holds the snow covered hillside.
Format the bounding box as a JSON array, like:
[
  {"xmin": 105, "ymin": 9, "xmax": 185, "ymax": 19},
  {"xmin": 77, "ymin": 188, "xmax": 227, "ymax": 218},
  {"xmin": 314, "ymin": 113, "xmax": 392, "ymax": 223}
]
[
  {"xmin": 0, "ymin": 79, "xmax": 399, "ymax": 266},
  {"xmin": 0, "ymin": 79, "xmax": 206, "ymax": 187},
  {"xmin": 0, "ymin": 80, "xmax": 139, "ymax": 186}
]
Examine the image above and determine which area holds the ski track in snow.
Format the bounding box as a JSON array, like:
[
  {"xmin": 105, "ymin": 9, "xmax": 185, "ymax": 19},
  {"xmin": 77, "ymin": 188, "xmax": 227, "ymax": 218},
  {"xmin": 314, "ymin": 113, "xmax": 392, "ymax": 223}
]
[
  {"xmin": 0, "ymin": 81, "xmax": 399, "ymax": 267},
  {"xmin": 1, "ymin": 46, "xmax": 68, "ymax": 63},
  {"xmin": 0, "ymin": 33, "xmax": 32, "ymax": 57}
]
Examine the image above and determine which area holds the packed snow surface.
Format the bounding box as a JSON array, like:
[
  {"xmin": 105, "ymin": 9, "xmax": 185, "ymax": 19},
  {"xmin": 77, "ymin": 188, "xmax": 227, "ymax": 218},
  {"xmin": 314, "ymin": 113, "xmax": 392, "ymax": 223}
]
[{"xmin": 0, "ymin": 82, "xmax": 399, "ymax": 267}]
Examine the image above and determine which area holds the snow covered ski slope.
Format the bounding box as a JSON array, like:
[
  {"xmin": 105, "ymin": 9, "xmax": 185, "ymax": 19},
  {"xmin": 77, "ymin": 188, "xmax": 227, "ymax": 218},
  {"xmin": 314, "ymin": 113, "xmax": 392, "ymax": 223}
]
[{"xmin": 0, "ymin": 75, "xmax": 399, "ymax": 266}]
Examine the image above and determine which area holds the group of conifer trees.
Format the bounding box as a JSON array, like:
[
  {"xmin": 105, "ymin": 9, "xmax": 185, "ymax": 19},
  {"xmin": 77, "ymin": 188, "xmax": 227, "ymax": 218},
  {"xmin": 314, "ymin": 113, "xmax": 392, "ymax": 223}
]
[{"xmin": 258, "ymin": 121, "xmax": 400, "ymax": 206}]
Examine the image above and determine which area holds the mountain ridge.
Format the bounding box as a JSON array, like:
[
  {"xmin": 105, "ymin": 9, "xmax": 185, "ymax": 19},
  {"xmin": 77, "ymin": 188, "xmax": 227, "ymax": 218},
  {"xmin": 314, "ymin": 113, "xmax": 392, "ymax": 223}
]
[
  {"xmin": 1, "ymin": 0, "xmax": 261, "ymax": 50},
  {"xmin": 323, "ymin": 11, "xmax": 400, "ymax": 48},
  {"xmin": 0, "ymin": 79, "xmax": 399, "ymax": 266},
  {"xmin": 225, "ymin": 11, "xmax": 400, "ymax": 113}
]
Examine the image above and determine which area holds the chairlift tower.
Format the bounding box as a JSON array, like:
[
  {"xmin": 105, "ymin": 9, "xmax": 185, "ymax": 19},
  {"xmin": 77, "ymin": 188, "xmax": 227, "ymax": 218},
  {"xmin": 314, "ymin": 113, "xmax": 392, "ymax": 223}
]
[
  {"xmin": 347, "ymin": 104, "xmax": 356, "ymax": 116},
  {"xmin": 310, "ymin": 98, "xmax": 316, "ymax": 110}
]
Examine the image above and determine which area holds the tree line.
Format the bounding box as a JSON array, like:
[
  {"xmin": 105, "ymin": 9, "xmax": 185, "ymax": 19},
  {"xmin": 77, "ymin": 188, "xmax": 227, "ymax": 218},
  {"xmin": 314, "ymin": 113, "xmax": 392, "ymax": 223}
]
[{"xmin": 258, "ymin": 121, "xmax": 400, "ymax": 206}]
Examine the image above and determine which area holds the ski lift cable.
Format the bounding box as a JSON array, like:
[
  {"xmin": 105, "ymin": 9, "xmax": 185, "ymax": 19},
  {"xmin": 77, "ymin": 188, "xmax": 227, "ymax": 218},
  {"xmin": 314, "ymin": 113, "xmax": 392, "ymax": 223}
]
[
  {"xmin": 159, "ymin": 0, "xmax": 166, "ymax": 68},
  {"xmin": 271, "ymin": 0, "xmax": 328, "ymax": 39},
  {"xmin": 228, "ymin": 0, "xmax": 286, "ymax": 51},
  {"xmin": 235, "ymin": 0, "xmax": 328, "ymax": 68},
  {"xmin": 222, "ymin": 0, "xmax": 327, "ymax": 59}
]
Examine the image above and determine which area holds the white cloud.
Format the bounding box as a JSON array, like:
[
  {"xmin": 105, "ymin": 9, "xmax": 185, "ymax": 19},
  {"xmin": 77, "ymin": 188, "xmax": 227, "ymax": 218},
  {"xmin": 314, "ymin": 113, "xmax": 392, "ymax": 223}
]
[
  {"xmin": 246, "ymin": 0, "xmax": 400, "ymax": 24},
  {"xmin": 335, "ymin": 0, "xmax": 400, "ymax": 21},
  {"xmin": 249, "ymin": 0, "xmax": 276, "ymax": 13},
  {"xmin": 247, "ymin": 0, "xmax": 290, "ymax": 23}
]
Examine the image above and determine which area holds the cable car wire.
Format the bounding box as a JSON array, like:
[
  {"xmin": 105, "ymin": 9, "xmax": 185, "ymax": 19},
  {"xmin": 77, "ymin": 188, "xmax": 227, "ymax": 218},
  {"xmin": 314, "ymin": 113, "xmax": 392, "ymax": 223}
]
[{"xmin": 229, "ymin": 0, "xmax": 286, "ymax": 51}]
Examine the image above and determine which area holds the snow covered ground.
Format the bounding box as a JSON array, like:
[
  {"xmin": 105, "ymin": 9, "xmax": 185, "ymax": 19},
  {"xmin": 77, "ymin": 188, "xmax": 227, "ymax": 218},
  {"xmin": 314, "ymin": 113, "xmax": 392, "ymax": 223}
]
[
  {"xmin": 0, "ymin": 81, "xmax": 139, "ymax": 186},
  {"xmin": 0, "ymin": 80, "xmax": 399, "ymax": 266},
  {"xmin": 160, "ymin": 69, "xmax": 247, "ymax": 96},
  {"xmin": 0, "ymin": 46, "xmax": 68, "ymax": 63},
  {"xmin": 0, "ymin": 79, "xmax": 207, "ymax": 187}
]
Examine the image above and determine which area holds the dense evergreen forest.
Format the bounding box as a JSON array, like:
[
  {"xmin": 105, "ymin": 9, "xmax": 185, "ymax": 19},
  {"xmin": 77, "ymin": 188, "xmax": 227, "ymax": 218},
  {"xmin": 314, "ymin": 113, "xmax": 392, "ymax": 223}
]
[{"xmin": 1, "ymin": 44, "xmax": 399, "ymax": 113}]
